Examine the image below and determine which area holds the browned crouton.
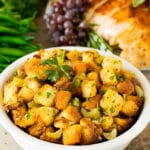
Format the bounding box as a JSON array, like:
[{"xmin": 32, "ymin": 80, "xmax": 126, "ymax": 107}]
[
  {"xmin": 61, "ymin": 106, "xmax": 81, "ymax": 123},
  {"xmin": 121, "ymin": 101, "xmax": 139, "ymax": 117},
  {"xmin": 126, "ymin": 95, "xmax": 142, "ymax": 107},
  {"xmin": 80, "ymin": 118, "xmax": 97, "ymax": 145},
  {"xmin": 72, "ymin": 61, "xmax": 87, "ymax": 74},
  {"xmin": 63, "ymin": 124, "xmax": 81, "ymax": 145},
  {"xmin": 117, "ymin": 79, "xmax": 135, "ymax": 94},
  {"xmin": 114, "ymin": 117, "xmax": 133, "ymax": 133},
  {"xmin": 28, "ymin": 122, "xmax": 46, "ymax": 137},
  {"xmin": 55, "ymin": 90, "xmax": 72, "ymax": 110},
  {"xmin": 82, "ymin": 95, "xmax": 101, "ymax": 110},
  {"xmin": 18, "ymin": 87, "xmax": 34, "ymax": 102},
  {"xmin": 54, "ymin": 76, "xmax": 70, "ymax": 90},
  {"xmin": 54, "ymin": 118, "xmax": 70, "ymax": 129},
  {"xmin": 66, "ymin": 50, "xmax": 80, "ymax": 62}
]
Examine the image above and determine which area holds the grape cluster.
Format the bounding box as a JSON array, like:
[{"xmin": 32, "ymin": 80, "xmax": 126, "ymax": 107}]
[{"xmin": 44, "ymin": 0, "xmax": 91, "ymax": 46}]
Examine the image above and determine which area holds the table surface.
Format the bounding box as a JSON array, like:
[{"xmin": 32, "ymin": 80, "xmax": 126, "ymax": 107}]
[{"xmin": 0, "ymin": 10, "xmax": 150, "ymax": 150}]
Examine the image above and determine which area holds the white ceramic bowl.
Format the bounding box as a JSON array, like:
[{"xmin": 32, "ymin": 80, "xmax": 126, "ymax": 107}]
[{"xmin": 0, "ymin": 46, "xmax": 150, "ymax": 150}]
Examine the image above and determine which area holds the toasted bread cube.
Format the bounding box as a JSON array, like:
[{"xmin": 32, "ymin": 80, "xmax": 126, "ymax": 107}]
[
  {"xmin": 61, "ymin": 106, "xmax": 81, "ymax": 123},
  {"xmin": 114, "ymin": 117, "xmax": 133, "ymax": 133},
  {"xmin": 34, "ymin": 84, "xmax": 57, "ymax": 106},
  {"xmin": 80, "ymin": 118, "xmax": 97, "ymax": 144},
  {"xmin": 18, "ymin": 87, "xmax": 34, "ymax": 102},
  {"xmin": 28, "ymin": 122, "xmax": 45, "ymax": 137},
  {"xmin": 11, "ymin": 105, "xmax": 36, "ymax": 128},
  {"xmin": 101, "ymin": 116, "xmax": 113, "ymax": 131},
  {"xmin": 87, "ymin": 71, "xmax": 100, "ymax": 87},
  {"xmin": 63, "ymin": 124, "xmax": 82, "ymax": 145},
  {"xmin": 73, "ymin": 61, "xmax": 87, "ymax": 74},
  {"xmin": 117, "ymin": 79, "xmax": 134, "ymax": 94},
  {"xmin": 24, "ymin": 57, "xmax": 50, "ymax": 80},
  {"xmin": 81, "ymin": 80, "xmax": 97, "ymax": 98},
  {"xmin": 102, "ymin": 57, "xmax": 122, "ymax": 72},
  {"xmin": 100, "ymin": 89, "xmax": 124, "ymax": 116},
  {"xmin": 66, "ymin": 50, "xmax": 80, "ymax": 61},
  {"xmin": 100, "ymin": 68, "xmax": 118, "ymax": 85},
  {"xmin": 54, "ymin": 118, "xmax": 70, "ymax": 129},
  {"xmin": 38, "ymin": 106, "xmax": 58, "ymax": 126},
  {"xmin": 126, "ymin": 95, "xmax": 142, "ymax": 107},
  {"xmin": 82, "ymin": 95, "xmax": 101, "ymax": 110},
  {"xmin": 3, "ymin": 82, "xmax": 19, "ymax": 110},
  {"xmin": 82, "ymin": 51, "xmax": 94, "ymax": 63},
  {"xmin": 25, "ymin": 77, "xmax": 41, "ymax": 92},
  {"xmin": 55, "ymin": 90, "xmax": 72, "ymax": 110},
  {"xmin": 121, "ymin": 101, "xmax": 139, "ymax": 117}
]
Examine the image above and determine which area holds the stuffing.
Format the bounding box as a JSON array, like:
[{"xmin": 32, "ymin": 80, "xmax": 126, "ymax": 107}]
[
  {"xmin": 100, "ymin": 89, "xmax": 124, "ymax": 116},
  {"xmin": 55, "ymin": 90, "xmax": 72, "ymax": 110},
  {"xmin": 80, "ymin": 118, "xmax": 97, "ymax": 145},
  {"xmin": 63, "ymin": 124, "xmax": 82, "ymax": 145},
  {"xmin": 38, "ymin": 106, "xmax": 58, "ymax": 126},
  {"xmin": 34, "ymin": 84, "xmax": 57, "ymax": 106},
  {"xmin": 81, "ymin": 80, "xmax": 97, "ymax": 98},
  {"xmin": 100, "ymin": 68, "xmax": 118, "ymax": 85}
]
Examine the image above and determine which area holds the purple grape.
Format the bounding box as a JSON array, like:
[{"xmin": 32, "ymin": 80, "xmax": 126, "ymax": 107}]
[
  {"xmin": 78, "ymin": 31, "xmax": 86, "ymax": 39},
  {"xmin": 57, "ymin": 15, "xmax": 65, "ymax": 23},
  {"xmin": 64, "ymin": 10, "xmax": 75, "ymax": 20},
  {"xmin": 75, "ymin": 0, "xmax": 83, "ymax": 7},
  {"xmin": 64, "ymin": 21, "xmax": 73, "ymax": 29},
  {"xmin": 58, "ymin": 24, "xmax": 64, "ymax": 31},
  {"xmin": 60, "ymin": 35, "xmax": 68, "ymax": 44},
  {"xmin": 45, "ymin": 0, "xmax": 91, "ymax": 46},
  {"xmin": 66, "ymin": 0, "xmax": 75, "ymax": 9},
  {"xmin": 65, "ymin": 28, "xmax": 73, "ymax": 36},
  {"xmin": 79, "ymin": 21, "xmax": 88, "ymax": 30}
]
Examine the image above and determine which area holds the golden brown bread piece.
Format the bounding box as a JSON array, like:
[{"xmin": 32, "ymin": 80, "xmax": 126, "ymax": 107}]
[
  {"xmin": 80, "ymin": 118, "xmax": 97, "ymax": 145},
  {"xmin": 63, "ymin": 124, "xmax": 82, "ymax": 145},
  {"xmin": 55, "ymin": 90, "xmax": 72, "ymax": 110}
]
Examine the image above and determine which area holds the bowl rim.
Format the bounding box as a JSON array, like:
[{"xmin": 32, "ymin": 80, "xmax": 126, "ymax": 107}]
[{"xmin": 0, "ymin": 46, "xmax": 150, "ymax": 149}]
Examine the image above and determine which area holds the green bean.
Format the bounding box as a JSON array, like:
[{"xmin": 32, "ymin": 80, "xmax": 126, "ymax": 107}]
[
  {"xmin": 0, "ymin": 13, "xmax": 19, "ymax": 27},
  {"xmin": 0, "ymin": 55, "xmax": 17, "ymax": 63},
  {"xmin": 24, "ymin": 36, "xmax": 35, "ymax": 42},
  {"xmin": 0, "ymin": 47, "xmax": 26, "ymax": 57},
  {"xmin": 0, "ymin": 36, "xmax": 28, "ymax": 45},
  {"xmin": 0, "ymin": 26, "xmax": 21, "ymax": 35}
]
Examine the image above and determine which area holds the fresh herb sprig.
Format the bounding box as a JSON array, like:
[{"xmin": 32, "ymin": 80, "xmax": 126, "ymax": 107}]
[
  {"xmin": 41, "ymin": 52, "xmax": 72, "ymax": 83},
  {"xmin": 87, "ymin": 27, "xmax": 113, "ymax": 52},
  {"xmin": 132, "ymin": 0, "xmax": 146, "ymax": 8}
]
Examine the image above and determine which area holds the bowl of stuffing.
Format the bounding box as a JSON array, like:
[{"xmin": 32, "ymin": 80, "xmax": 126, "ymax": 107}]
[{"xmin": 0, "ymin": 47, "xmax": 150, "ymax": 150}]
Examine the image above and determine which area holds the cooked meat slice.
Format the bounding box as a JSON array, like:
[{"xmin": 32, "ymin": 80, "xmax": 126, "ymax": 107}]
[{"xmin": 87, "ymin": 0, "xmax": 150, "ymax": 69}]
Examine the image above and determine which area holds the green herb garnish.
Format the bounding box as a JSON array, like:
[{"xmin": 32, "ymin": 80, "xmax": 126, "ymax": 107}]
[
  {"xmin": 132, "ymin": 0, "xmax": 146, "ymax": 8},
  {"xmin": 87, "ymin": 28, "xmax": 113, "ymax": 52},
  {"xmin": 25, "ymin": 112, "xmax": 31, "ymax": 120},
  {"xmin": 46, "ymin": 92, "xmax": 51, "ymax": 98},
  {"xmin": 109, "ymin": 75, "xmax": 115, "ymax": 80},
  {"xmin": 43, "ymin": 52, "xmax": 72, "ymax": 83},
  {"xmin": 116, "ymin": 74, "xmax": 126, "ymax": 82},
  {"xmin": 110, "ymin": 107, "xmax": 115, "ymax": 113},
  {"xmin": 73, "ymin": 78, "xmax": 80, "ymax": 89},
  {"xmin": 100, "ymin": 90, "xmax": 106, "ymax": 95}
]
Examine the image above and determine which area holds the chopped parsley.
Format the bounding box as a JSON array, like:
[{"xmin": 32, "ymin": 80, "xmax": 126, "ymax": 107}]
[
  {"xmin": 141, "ymin": 96, "xmax": 145, "ymax": 101},
  {"xmin": 46, "ymin": 92, "xmax": 51, "ymax": 98},
  {"xmin": 25, "ymin": 112, "xmax": 31, "ymax": 120},
  {"xmin": 109, "ymin": 75, "xmax": 115, "ymax": 80},
  {"xmin": 100, "ymin": 90, "xmax": 106, "ymax": 95},
  {"xmin": 116, "ymin": 74, "xmax": 126, "ymax": 82},
  {"xmin": 110, "ymin": 107, "xmax": 115, "ymax": 113},
  {"xmin": 73, "ymin": 78, "xmax": 80, "ymax": 89}
]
